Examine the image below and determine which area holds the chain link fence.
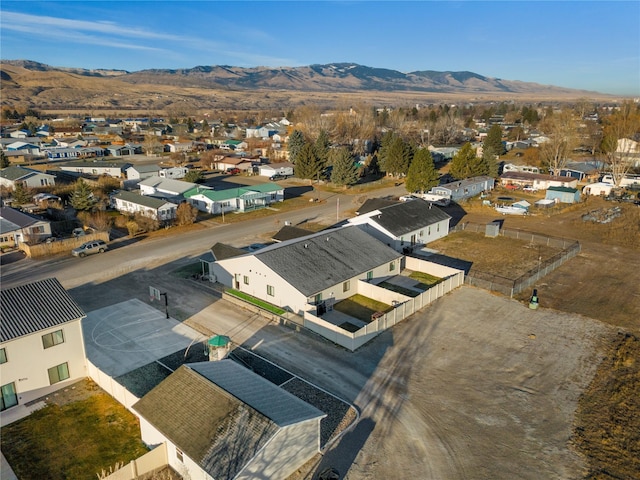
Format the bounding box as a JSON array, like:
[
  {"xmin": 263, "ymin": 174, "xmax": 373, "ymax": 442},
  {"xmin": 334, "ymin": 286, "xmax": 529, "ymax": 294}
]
[{"xmin": 451, "ymin": 222, "xmax": 581, "ymax": 297}]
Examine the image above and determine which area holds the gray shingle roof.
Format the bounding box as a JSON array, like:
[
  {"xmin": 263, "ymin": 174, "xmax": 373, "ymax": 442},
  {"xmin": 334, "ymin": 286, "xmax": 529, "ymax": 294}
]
[
  {"xmin": 0, "ymin": 278, "xmax": 86, "ymax": 342},
  {"xmin": 356, "ymin": 198, "xmax": 398, "ymax": 215},
  {"xmin": 211, "ymin": 242, "xmax": 247, "ymax": 261},
  {"xmin": 271, "ymin": 225, "xmax": 314, "ymax": 242},
  {"xmin": 112, "ymin": 190, "xmax": 176, "ymax": 209},
  {"xmin": 256, "ymin": 226, "xmax": 402, "ymax": 297},
  {"xmin": 133, "ymin": 361, "xmax": 323, "ymax": 480},
  {"xmin": 369, "ymin": 198, "xmax": 451, "ymax": 237},
  {"xmin": 190, "ymin": 360, "xmax": 325, "ymax": 426},
  {"xmin": 0, "ymin": 206, "xmax": 44, "ymax": 231},
  {"xmin": 0, "ymin": 165, "xmax": 45, "ymax": 181}
]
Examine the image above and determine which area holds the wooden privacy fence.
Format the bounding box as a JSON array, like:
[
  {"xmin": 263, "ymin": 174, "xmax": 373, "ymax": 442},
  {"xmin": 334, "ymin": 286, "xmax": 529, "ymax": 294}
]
[{"xmin": 451, "ymin": 222, "xmax": 581, "ymax": 297}]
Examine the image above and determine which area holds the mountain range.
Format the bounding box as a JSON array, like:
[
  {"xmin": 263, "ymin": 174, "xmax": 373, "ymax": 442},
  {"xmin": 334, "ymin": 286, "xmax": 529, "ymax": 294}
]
[{"xmin": 0, "ymin": 60, "xmax": 607, "ymax": 112}]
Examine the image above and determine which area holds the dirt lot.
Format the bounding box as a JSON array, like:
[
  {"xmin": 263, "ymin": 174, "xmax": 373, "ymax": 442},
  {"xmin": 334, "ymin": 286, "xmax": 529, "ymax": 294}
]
[{"xmin": 21, "ymin": 191, "xmax": 637, "ymax": 480}]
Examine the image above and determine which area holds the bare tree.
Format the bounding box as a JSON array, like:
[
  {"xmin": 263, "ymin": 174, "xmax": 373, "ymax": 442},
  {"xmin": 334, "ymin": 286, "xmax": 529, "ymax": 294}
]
[
  {"xmin": 538, "ymin": 109, "xmax": 578, "ymax": 174},
  {"xmin": 144, "ymin": 134, "xmax": 163, "ymax": 156},
  {"xmin": 601, "ymin": 101, "xmax": 640, "ymax": 187}
]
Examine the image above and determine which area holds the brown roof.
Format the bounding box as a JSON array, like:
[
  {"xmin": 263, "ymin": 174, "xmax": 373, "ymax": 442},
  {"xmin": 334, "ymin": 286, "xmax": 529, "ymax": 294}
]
[{"xmin": 133, "ymin": 365, "xmax": 279, "ymax": 480}]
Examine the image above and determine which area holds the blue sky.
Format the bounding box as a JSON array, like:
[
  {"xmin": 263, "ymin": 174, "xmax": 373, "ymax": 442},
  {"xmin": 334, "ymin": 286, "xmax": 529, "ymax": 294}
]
[{"xmin": 1, "ymin": 1, "xmax": 639, "ymax": 95}]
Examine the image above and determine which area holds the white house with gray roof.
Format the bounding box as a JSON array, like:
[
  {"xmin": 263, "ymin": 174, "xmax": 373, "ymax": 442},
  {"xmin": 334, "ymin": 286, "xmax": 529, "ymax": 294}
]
[
  {"xmin": 211, "ymin": 226, "xmax": 403, "ymax": 315},
  {"xmin": 138, "ymin": 176, "xmax": 198, "ymax": 198},
  {"xmin": 0, "ymin": 165, "xmax": 56, "ymax": 189},
  {"xmin": 133, "ymin": 360, "xmax": 325, "ymax": 480},
  {"xmin": 0, "ymin": 206, "xmax": 52, "ymax": 245},
  {"xmin": 111, "ymin": 190, "xmax": 178, "ymax": 222},
  {"xmin": 0, "ymin": 278, "xmax": 87, "ymax": 425},
  {"xmin": 347, "ymin": 198, "xmax": 451, "ymax": 252}
]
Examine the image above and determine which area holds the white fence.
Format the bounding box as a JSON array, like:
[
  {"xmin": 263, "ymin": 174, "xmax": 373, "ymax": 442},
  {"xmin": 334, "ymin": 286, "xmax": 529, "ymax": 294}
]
[
  {"xmin": 303, "ymin": 262, "xmax": 464, "ymax": 351},
  {"xmin": 86, "ymin": 360, "xmax": 140, "ymax": 412},
  {"xmin": 102, "ymin": 444, "xmax": 168, "ymax": 480}
]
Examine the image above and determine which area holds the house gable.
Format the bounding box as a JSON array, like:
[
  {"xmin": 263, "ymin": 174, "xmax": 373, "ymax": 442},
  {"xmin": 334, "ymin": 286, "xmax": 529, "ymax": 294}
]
[{"xmin": 0, "ymin": 278, "xmax": 85, "ymax": 342}]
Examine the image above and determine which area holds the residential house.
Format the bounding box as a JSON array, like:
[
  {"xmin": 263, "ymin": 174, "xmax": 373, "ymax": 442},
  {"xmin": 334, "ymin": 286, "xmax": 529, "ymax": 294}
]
[
  {"xmin": 257, "ymin": 162, "xmax": 294, "ymax": 178},
  {"xmin": 4, "ymin": 141, "xmax": 41, "ymax": 156},
  {"xmin": 133, "ymin": 360, "xmax": 325, "ymax": 480},
  {"xmin": 126, "ymin": 164, "xmax": 161, "ymax": 181},
  {"xmin": 58, "ymin": 160, "xmax": 130, "ymax": 178},
  {"xmin": 106, "ymin": 145, "xmax": 139, "ymax": 157},
  {"xmin": 348, "ymin": 198, "xmax": 451, "ymax": 253},
  {"xmin": 184, "ymin": 183, "xmax": 284, "ymax": 214},
  {"xmin": 164, "ymin": 142, "xmax": 193, "ymax": 154},
  {"xmin": 211, "ymin": 155, "xmax": 253, "ymax": 173},
  {"xmin": 111, "ymin": 190, "xmax": 178, "ymax": 223},
  {"xmin": 246, "ymin": 126, "xmax": 278, "ymax": 139},
  {"xmin": 211, "ymin": 225, "xmax": 403, "ymax": 315},
  {"xmin": 138, "ymin": 176, "xmax": 198, "ymax": 198},
  {"xmin": 0, "ymin": 206, "xmax": 52, "ymax": 245},
  {"xmin": 0, "ymin": 278, "xmax": 87, "ymax": 424},
  {"xmin": 430, "ymin": 176, "xmax": 495, "ymax": 201},
  {"xmin": 0, "ymin": 165, "xmax": 56, "ymax": 189},
  {"xmin": 9, "ymin": 129, "xmax": 30, "ymax": 139},
  {"xmin": 159, "ymin": 167, "xmax": 188, "ymax": 179},
  {"xmin": 44, "ymin": 146, "xmax": 82, "ymax": 160},
  {"xmin": 545, "ymin": 186, "xmax": 581, "ymax": 204},
  {"xmin": 221, "ymin": 139, "xmax": 248, "ymax": 152},
  {"xmin": 500, "ymin": 172, "xmax": 578, "ymax": 190},
  {"xmin": 551, "ymin": 161, "xmax": 603, "ymax": 183}
]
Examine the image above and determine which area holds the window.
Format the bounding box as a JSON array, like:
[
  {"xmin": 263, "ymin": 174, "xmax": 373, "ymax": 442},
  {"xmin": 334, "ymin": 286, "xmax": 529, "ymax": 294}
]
[
  {"xmin": 267, "ymin": 285, "xmax": 275, "ymax": 297},
  {"xmin": 367, "ymin": 271, "xmax": 373, "ymax": 280},
  {"xmin": 0, "ymin": 348, "xmax": 6, "ymax": 364},
  {"xmin": 389, "ymin": 262, "xmax": 396, "ymax": 272},
  {"xmin": 42, "ymin": 329, "xmax": 64, "ymax": 349},
  {"xmin": 176, "ymin": 448, "xmax": 184, "ymax": 463},
  {"xmin": 48, "ymin": 363, "xmax": 70, "ymax": 385},
  {"xmin": 314, "ymin": 293, "xmax": 323, "ymax": 304},
  {"xmin": 343, "ymin": 280, "xmax": 350, "ymax": 292},
  {"xmin": 243, "ymin": 275, "xmax": 249, "ymax": 285},
  {"xmin": 1, "ymin": 382, "xmax": 18, "ymax": 411}
]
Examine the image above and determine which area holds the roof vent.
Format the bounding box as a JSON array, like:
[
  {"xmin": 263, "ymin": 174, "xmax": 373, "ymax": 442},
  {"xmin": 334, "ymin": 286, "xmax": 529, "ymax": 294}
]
[
  {"xmin": 326, "ymin": 237, "xmax": 330, "ymax": 242},
  {"xmin": 304, "ymin": 243, "xmax": 309, "ymax": 248}
]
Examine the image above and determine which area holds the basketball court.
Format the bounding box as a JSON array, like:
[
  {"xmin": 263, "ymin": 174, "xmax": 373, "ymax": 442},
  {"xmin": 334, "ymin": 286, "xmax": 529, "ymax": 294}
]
[{"xmin": 82, "ymin": 298, "xmax": 205, "ymax": 377}]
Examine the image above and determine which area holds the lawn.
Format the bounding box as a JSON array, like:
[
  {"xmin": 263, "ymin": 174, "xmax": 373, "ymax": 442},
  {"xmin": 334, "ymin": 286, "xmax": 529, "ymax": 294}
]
[
  {"xmin": 408, "ymin": 271, "xmax": 444, "ymax": 289},
  {"xmin": 0, "ymin": 391, "xmax": 148, "ymax": 480},
  {"xmin": 227, "ymin": 289, "xmax": 287, "ymax": 315},
  {"xmin": 334, "ymin": 294, "xmax": 392, "ymax": 322}
]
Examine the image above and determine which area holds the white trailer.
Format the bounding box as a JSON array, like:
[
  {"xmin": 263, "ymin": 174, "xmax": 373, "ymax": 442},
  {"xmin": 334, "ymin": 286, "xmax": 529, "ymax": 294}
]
[{"xmin": 582, "ymin": 182, "xmax": 614, "ymax": 196}]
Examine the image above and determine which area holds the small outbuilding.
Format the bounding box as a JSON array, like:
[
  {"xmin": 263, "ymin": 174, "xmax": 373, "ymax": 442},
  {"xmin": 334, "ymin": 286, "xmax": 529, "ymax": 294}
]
[
  {"xmin": 545, "ymin": 186, "xmax": 581, "ymax": 204},
  {"xmin": 582, "ymin": 182, "xmax": 614, "ymax": 196}
]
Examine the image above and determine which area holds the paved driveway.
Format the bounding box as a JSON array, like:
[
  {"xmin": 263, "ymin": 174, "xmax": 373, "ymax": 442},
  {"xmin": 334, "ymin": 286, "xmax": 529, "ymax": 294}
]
[{"xmin": 82, "ymin": 298, "xmax": 204, "ymax": 377}]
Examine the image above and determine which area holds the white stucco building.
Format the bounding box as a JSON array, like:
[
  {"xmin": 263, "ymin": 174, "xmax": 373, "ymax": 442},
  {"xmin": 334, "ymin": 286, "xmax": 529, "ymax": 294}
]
[{"xmin": 0, "ymin": 278, "xmax": 87, "ymax": 425}]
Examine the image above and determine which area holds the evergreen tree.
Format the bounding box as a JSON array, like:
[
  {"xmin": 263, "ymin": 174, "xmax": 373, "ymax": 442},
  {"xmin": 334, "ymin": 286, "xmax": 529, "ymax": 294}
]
[
  {"xmin": 405, "ymin": 148, "xmax": 439, "ymax": 194},
  {"xmin": 483, "ymin": 125, "xmax": 505, "ymax": 156},
  {"xmin": 12, "ymin": 182, "xmax": 31, "ymax": 206},
  {"xmin": 480, "ymin": 147, "xmax": 499, "ymax": 178},
  {"xmin": 314, "ymin": 130, "xmax": 331, "ymax": 166},
  {"xmin": 0, "ymin": 149, "xmax": 9, "ymax": 168},
  {"xmin": 449, "ymin": 143, "xmax": 484, "ymax": 180},
  {"xmin": 69, "ymin": 179, "xmax": 96, "ymax": 212},
  {"xmin": 378, "ymin": 133, "xmax": 412, "ymax": 177},
  {"xmin": 288, "ymin": 130, "xmax": 306, "ymax": 164},
  {"xmin": 330, "ymin": 147, "xmax": 359, "ymax": 187},
  {"xmin": 184, "ymin": 170, "xmax": 204, "ymax": 183},
  {"xmin": 294, "ymin": 142, "xmax": 323, "ymax": 180}
]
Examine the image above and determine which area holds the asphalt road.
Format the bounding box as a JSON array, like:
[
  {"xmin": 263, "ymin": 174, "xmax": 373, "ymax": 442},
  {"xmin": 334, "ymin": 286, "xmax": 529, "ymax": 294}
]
[{"xmin": 0, "ymin": 182, "xmax": 406, "ymax": 290}]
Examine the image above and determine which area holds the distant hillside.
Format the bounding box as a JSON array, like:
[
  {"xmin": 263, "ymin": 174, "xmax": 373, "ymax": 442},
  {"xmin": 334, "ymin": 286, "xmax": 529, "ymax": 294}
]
[{"xmin": 0, "ymin": 60, "xmax": 607, "ymax": 112}]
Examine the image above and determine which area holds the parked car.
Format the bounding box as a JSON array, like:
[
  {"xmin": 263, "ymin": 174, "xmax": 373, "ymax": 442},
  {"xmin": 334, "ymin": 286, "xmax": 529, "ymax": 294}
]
[
  {"xmin": 269, "ymin": 173, "xmax": 289, "ymax": 181},
  {"xmin": 504, "ymin": 184, "xmax": 519, "ymax": 190},
  {"xmin": 72, "ymin": 228, "xmax": 86, "ymax": 237},
  {"xmin": 226, "ymin": 168, "xmax": 241, "ymax": 175},
  {"xmin": 72, "ymin": 240, "xmax": 108, "ymax": 257},
  {"xmin": 523, "ymin": 185, "xmax": 538, "ymax": 192}
]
